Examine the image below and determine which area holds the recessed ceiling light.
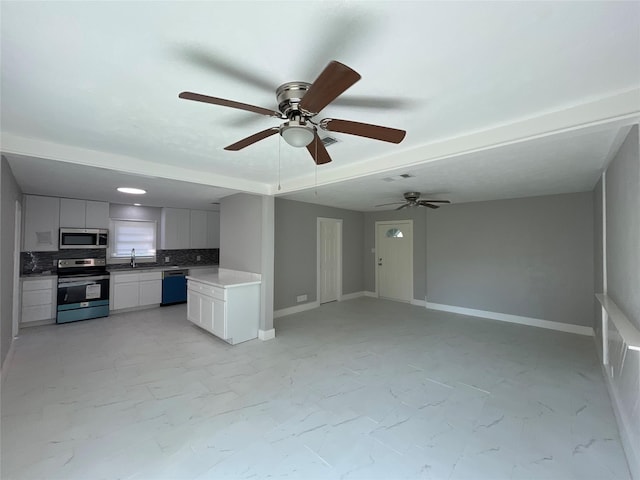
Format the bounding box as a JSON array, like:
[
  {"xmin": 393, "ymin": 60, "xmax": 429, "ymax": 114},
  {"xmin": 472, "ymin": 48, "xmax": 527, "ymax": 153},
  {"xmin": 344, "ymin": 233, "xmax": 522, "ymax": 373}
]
[
  {"xmin": 133, "ymin": 203, "xmax": 141, "ymax": 206},
  {"xmin": 117, "ymin": 187, "xmax": 146, "ymax": 194}
]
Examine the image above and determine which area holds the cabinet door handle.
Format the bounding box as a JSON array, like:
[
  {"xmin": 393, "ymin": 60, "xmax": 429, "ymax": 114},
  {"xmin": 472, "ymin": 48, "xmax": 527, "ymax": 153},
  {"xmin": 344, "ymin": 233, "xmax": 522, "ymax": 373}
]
[{"xmin": 378, "ymin": 257, "xmax": 383, "ymax": 266}]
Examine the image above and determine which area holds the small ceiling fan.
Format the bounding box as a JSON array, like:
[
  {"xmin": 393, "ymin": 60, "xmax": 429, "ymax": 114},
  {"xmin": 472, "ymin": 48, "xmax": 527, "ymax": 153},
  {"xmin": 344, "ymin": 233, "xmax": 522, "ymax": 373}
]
[
  {"xmin": 178, "ymin": 60, "xmax": 406, "ymax": 165},
  {"xmin": 376, "ymin": 192, "xmax": 451, "ymax": 210}
]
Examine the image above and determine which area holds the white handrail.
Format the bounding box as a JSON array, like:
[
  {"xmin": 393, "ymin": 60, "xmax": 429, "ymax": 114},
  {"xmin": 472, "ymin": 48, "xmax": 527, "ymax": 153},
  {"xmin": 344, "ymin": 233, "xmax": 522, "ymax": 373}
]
[{"xmin": 596, "ymin": 293, "xmax": 640, "ymax": 352}]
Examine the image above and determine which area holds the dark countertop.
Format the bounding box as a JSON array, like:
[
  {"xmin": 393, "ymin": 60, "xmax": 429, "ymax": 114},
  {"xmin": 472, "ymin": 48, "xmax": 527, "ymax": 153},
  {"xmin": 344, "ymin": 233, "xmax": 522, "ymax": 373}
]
[
  {"xmin": 108, "ymin": 264, "xmax": 219, "ymax": 274},
  {"xmin": 21, "ymin": 271, "xmax": 57, "ymax": 279},
  {"xmin": 21, "ymin": 264, "xmax": 219, "ymax": 278}
]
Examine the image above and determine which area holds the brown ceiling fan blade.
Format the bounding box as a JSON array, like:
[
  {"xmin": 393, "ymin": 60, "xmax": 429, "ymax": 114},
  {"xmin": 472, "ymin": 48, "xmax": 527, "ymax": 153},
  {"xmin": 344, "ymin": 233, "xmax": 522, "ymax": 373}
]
[
  {"xmin": 178, "ymin": 47, "xmax": 276, "ymax": 93},
  {"xmin": 224, "ymin": 128, "xmax": 279, "ymax": 151},
  {"xmin": 306, "ymin": 134, "xmax": 332, "ymax": 165},
  {"xmin": 395, "ymin": 204, "xmax": 409, "ymax": 211},
  {"xmin": 419, "ymin": 199, "xmax": 451, "ymax": 204},
  {"xmin": 299, "ymin": 61, "xmax": 361, "ymax": 114},
  {"xmin": 179, "ymin": 92, "xmax": 280, "ymax": 117},
  {"xmin": 374, "ymin": 202, "xmax": 405, "ymax": 207},
  {"xmin": 321, "ymin": 118, "xmax": 406, "ymax": 144}
]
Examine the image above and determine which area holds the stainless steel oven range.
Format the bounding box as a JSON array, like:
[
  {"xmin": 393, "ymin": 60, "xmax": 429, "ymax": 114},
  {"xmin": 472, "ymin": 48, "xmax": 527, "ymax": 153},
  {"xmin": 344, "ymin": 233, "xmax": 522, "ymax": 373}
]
[{"xmin": 57, "ymin": 258, "xmax": 110, "ymax": 324}]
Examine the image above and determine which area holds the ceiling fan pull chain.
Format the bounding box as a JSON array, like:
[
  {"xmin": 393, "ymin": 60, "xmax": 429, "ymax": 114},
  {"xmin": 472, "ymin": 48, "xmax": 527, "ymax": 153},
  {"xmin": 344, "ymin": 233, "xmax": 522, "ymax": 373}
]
[
  {"xmin": 278, "ymin": 132, "xmax": 282, "ymax": 191},
  {"xmin": 315, "ymin": 137, "xmax": 318, "ymax": 196}
]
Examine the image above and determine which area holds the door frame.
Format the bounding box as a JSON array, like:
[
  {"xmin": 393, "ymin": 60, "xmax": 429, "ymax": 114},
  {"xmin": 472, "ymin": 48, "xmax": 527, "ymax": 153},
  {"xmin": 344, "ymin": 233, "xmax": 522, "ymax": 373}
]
[
  {"xmin": 375, "ymin": 219, "xmax": 413, "ymax": 301},
  {"xmin": 12, "ymin": 200, "xmax": 22, "ymax": 338},
  {"xmin": 317, "ymin": 217, "xmax": 343, "ymax": 304}
]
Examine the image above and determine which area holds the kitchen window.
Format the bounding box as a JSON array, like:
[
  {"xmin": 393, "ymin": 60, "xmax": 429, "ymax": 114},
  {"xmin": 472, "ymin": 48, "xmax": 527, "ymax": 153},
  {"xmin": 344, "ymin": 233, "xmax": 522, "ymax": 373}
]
[{"xmin": 109, "ymin": 219, "xmax": 157, "ymax": 263}]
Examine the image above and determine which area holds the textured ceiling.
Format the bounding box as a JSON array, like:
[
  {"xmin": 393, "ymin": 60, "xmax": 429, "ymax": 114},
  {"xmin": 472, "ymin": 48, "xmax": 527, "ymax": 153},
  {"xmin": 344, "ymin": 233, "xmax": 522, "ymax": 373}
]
[{"xmin": 1, "ymin": 1, "xmax": 639, "ymax": 210}]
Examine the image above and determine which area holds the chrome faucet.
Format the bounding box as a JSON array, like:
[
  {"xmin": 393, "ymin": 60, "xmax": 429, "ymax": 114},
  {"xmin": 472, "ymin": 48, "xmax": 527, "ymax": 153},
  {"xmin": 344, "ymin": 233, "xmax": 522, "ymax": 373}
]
[{"xmin": 130, "ymin": 248, "xmax": 136, "ymax": 268}]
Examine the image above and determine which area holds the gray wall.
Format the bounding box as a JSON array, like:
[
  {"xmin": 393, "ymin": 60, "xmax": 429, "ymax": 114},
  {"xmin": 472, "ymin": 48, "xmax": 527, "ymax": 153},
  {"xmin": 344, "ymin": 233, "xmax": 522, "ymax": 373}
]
[
  {"xmin": 1, "ymin": 156, "xmax": 23, "ymax": 367},
  {"xmin": 220, "ymin": 193, "xmax": 263, "ymax": 273},
  {"xmin": 598, "ymin": 125, "xmax": 640, "ymax": 478},
  {"xmin": 605, "ymin": 125, "xmax": 640, "ymax": 328},
  {"xmin": 364, "ymin": 208, "xmax": 427, "ymax": 300},
  {"xmin": 425, "ymin": 192, "xmax": 594, "ymax": 326},
  {"xmin": 220, "ymin": 193, "xmax": 274, "ymax": 332},
  {"xmin": 274, "ymin": 199, "xmax": 364, "ymax": 310}
]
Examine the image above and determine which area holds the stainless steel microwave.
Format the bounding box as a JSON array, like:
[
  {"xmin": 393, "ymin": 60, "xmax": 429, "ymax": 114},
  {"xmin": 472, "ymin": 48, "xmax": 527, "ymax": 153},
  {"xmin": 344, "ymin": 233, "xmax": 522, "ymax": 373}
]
[{"xmin": 59, "ymin": 228, "xmax": 108, "ymax": 249}]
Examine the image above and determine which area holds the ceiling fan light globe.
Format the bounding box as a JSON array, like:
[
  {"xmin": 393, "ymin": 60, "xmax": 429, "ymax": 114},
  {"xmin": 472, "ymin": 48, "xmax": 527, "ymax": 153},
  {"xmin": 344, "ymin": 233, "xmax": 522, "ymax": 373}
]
[{"xmin": 281, "ymin": 123, "xmax": 315, "ymax": 147}]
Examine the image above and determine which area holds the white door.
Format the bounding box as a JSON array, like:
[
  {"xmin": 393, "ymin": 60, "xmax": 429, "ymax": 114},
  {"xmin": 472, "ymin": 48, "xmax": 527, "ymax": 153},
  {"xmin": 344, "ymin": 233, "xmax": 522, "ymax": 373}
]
[
  {"xmin": 376, "ymin": 221, "xmax": 413, "ymax": 302},
  {"xmin": 318, "ymin": 218, "xmax": 342, "ymax": 304}
]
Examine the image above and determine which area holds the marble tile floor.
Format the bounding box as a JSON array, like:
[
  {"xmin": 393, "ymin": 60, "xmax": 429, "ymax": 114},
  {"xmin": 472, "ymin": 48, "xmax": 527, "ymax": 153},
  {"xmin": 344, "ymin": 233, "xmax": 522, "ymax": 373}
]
[{"xmin": 1, "ymin": 298, "xmax": 631, "ymax": 480}]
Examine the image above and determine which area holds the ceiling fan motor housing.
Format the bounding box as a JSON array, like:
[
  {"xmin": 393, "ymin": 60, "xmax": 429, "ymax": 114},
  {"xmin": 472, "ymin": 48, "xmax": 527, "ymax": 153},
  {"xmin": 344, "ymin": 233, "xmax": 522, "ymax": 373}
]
[
  {"xmin": 276, "ymin": 82, "xmax": 311, "ymax": 118},
  {"xmin": 404, "ymin": 192, "xmax": 421, "ymax": 203}
]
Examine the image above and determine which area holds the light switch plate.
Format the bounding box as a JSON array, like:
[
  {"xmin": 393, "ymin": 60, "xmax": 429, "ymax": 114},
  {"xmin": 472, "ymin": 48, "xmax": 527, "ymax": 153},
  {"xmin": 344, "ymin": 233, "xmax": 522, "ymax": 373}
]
[{"xmin": 165, "ymin": 256, "xmax": 170, "ymax": 262}]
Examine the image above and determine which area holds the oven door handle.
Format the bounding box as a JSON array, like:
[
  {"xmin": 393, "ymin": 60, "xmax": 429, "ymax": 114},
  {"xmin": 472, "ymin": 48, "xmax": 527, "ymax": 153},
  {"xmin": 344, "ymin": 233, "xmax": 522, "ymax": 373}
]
[
  {"xmin": 58, "ymin": 276, "xmax": 110, "ymax": 286},
  {"xmin": 58, "ymin": 281, "xmax": 100, "ymax": 288}
]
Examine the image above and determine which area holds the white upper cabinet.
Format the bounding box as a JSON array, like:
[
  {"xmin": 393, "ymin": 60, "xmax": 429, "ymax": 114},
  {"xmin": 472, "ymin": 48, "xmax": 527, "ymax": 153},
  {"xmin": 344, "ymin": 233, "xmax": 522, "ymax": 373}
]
[
  {"xmin": 161, "ymin": 208, "xmax": 191, "ymax": 249},
  {"xmin": 85, "ymin": 201, "xmax": 110, "ymax": 229},
  {"xmin": 189, "ymin": 210, "xmax": 208, "ymax": 248},
  {"xmin": 60, "ymin": 198, "xmax": 109, "ymax": 229},
  {"xmin": 23, "ymin": 195, "xmax": 60, "ymax": 251},
  {"xmin": 206, "ymin": 211, "xmax": 220, "ymax": 249},
  {"xmin": 59, "ymin": 198, "xmax": 85, "ymax": 228},
  {"xmin": 162, "ymin": 208, "xmax": 219, "ymax": 250}
]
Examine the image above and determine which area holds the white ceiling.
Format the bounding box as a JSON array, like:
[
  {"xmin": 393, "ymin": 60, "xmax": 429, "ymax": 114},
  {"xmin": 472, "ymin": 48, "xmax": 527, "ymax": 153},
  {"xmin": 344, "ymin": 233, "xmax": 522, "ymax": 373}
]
[{"xmin": 1, "ymin": 1, "xmax": 639, "ymax": 211}]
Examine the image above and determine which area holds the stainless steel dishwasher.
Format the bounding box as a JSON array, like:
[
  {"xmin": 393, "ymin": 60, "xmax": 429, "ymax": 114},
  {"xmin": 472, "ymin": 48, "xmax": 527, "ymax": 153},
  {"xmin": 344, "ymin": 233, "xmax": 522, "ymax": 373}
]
[{"xmin": 161, "ymin": 269, "xmax": 188, "ymax": 306}]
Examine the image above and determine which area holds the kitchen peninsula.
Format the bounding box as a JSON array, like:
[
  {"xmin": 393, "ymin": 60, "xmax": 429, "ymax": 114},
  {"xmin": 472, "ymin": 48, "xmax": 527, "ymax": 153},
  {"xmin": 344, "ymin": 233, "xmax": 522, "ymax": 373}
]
[{"xmin": 186, "ymin": 268, "xmax": 261, "ymax": 345}]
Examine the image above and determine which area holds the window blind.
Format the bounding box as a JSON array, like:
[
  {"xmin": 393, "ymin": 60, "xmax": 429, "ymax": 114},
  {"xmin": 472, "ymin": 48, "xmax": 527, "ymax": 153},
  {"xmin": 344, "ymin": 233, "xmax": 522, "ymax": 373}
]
[{"xmin": 110, "ymin": 220, "xmax": 156, "ymax": 258}]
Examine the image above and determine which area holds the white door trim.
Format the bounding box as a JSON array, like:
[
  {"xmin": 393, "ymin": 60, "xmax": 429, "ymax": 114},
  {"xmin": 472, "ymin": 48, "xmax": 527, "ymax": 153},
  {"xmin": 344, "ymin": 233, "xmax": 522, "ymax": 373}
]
[
  {"xmin": 317, "ymin": 217, "xmax": 342, "ymax": 304},
  {"xmin": 12, "ymin": 200, "xmax": 22, "ymax": 338},
  {"xmin": 375, "ymin": 220, "xmax": 413, "ymax": 301}
]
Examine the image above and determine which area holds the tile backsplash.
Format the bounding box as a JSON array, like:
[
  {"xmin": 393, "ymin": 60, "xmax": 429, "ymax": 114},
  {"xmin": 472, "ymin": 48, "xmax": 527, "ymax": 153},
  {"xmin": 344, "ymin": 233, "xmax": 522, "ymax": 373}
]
[
  {"xmin": 21, "ymin": 248, "xmax": 219, "ymax": 274},
  {"xmin": 108, "ymin": 249, "xmax": 219, "ymax": 271}
]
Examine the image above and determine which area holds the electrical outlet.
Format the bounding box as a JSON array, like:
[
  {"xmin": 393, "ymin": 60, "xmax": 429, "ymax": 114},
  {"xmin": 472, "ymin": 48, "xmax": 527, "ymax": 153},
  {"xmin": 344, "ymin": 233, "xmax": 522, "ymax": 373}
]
[
  {"xmin": 296, "ymin": 294, "xmax": 308, "ymax": 303},
  {"xmin": 197, "ymin": 255, "xmax": 202, "ymax": 261},
  {"xmin": 165, "ymin": 256, "xmax": 170, "ymax": 262}
]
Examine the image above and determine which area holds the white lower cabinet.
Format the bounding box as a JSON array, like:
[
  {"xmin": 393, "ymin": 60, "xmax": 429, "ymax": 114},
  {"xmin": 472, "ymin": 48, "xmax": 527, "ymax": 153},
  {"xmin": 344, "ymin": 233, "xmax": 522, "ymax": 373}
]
[
  {"xmin": 138, "ymin": 272, "xmax": 162, "ymax": 306},
  {"xmin": 187, "ymin": 279, "xmax": 258, "ymax": 345},
  {"xmin": 21, "ymin": 277, "xmax": 57, "ymax": 324},
  {"xmin": 111, "ymin": 271, "xmax": 162, "ymax": 311},
  {"xmin": 113, "ymin": 282, "xmax": 139, "ymax": 310}
]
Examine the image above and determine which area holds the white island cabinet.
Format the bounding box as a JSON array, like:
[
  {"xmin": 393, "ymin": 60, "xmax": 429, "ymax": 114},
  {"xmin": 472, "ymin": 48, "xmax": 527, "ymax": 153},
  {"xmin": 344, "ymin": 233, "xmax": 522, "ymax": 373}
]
[{"xmin": 186, "ymin": 269, "xmax": 261, "ymax": 345}]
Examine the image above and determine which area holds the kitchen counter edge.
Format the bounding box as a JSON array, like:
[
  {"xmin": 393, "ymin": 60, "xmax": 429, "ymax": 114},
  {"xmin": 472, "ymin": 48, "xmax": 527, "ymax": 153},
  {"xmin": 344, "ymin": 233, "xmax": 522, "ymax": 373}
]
[
  {"xmin": 186, "ymin": 269, "xmax": 261, "ymax": 288},
  {"xmin": 108, "ymin": 264, "xmax": 219, "ymax": 274}
]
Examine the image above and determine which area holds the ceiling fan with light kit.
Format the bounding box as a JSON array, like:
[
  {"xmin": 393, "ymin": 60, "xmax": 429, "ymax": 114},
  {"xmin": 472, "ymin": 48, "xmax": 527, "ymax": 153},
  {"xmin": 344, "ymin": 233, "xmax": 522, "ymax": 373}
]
[
  {"xmin": 376, "ymin": 192, "xmax": 451, "ymax": 210},
  {"xmin": 179, "ymin": 60, "xmax": 406, "ymax": 165}
]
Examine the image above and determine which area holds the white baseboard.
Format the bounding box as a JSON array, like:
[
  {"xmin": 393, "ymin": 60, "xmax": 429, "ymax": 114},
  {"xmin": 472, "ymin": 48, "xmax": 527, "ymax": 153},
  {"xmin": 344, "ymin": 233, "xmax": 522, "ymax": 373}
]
[
  {"xmin": 274, "ymin": 301, "xmax": 320, "ymax": 318},
  {"xmin": 258, "ymin": 328, "xmax": 276, "ymax": 341},
  {"xmin": 601, "ymin": 362, "xmax": 639, "ymax": 479},
  {"xmin": 275, "ymin": 293, "xmax": 370, "ymax": 318},
  {"xmin": 410, "ymin": 298, "xmax": 427, "ymax": 307},
  {"xmin": 364, "ymin": 291, "xmax": 378, "ymax": 298},
  {"xmin": 1, "ymin": 337, "xmax": 17, "ymax": 385},
  {"xmin": 341, "ymin": 291, "xmax": 365, "ymax": 301},
  {"xmin": 425, "ymin": 301, "xmax": 594, "ymax": 336}
]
